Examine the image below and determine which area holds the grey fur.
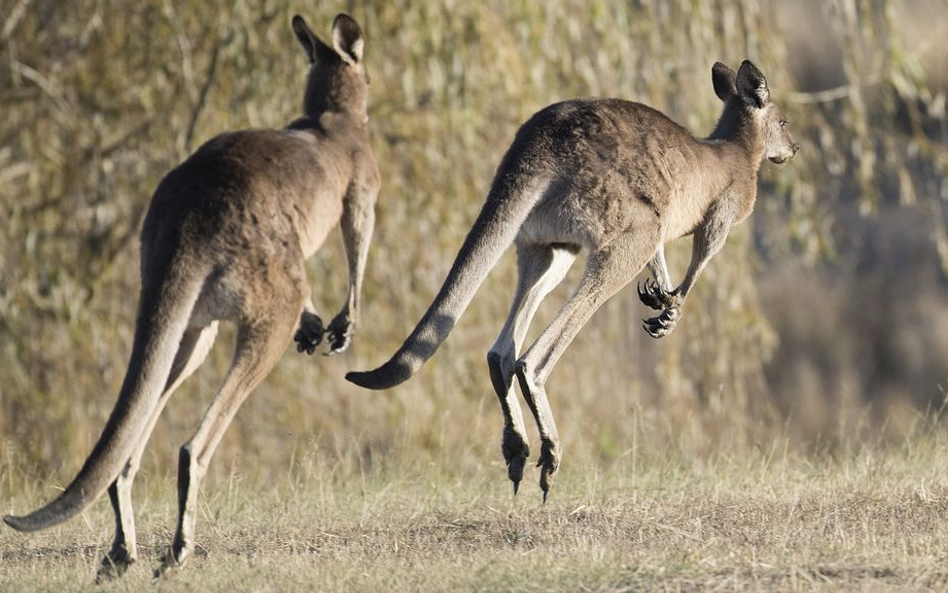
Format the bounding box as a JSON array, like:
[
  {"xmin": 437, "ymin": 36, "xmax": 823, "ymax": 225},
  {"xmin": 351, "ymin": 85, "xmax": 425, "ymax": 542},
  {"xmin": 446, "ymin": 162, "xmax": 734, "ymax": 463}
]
[
  {"xmin": 347, "ymin": 60, "xmax": 797, "ymax": 498},
  {"xmin": 5, "ymin": 13, "xmax": 379, "ymax": 580}
]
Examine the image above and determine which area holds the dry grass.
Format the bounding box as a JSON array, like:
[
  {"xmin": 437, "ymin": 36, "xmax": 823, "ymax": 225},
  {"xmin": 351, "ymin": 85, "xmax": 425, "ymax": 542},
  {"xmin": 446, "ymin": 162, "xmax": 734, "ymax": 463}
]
[{"xmin": 4, "ymin": 439, "xmax": 948, "ymax": 592}]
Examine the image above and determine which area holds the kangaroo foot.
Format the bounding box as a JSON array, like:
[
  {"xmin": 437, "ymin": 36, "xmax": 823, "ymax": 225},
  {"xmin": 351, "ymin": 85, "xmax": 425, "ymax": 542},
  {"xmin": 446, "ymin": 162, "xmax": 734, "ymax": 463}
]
[
  {"xmin": 637, "ymin": 281, "xmax": 681, "ymax": 311},
  {"xmin": 537, "ymin": 439, "xmax": 560, "ymax": 503},
  {"xmin": 95, "ymin": 548, "xmax": 135, "ymax": 583},
  {"xmin": 502, "ymin": 426, "xmax": 530, "ymax": 495},
  {"xmin": 643, "ymin": 306, "xmax": 681, "ymax": 339},
  {"xmin": 153, "ymin": 545, "xmax": 192, "ymax": 581},
  {"xmin": 294, "ymin": 311, "xmax": 324, "ymax": 355}
]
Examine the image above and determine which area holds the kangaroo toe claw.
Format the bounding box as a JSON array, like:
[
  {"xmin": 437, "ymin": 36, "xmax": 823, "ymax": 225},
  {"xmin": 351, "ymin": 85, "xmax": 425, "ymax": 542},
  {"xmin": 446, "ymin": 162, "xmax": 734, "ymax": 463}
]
[
  {"xmin": 537, "ymin": 440, "xmax": 559, "ymax": 502},
  {"xmin": 637, "ymin": 280, "xmax": 663, "ymax": 310},
  {"xmin": 638, "ymin": 281, "xmax": 681, "ymax": 311},
  {"xmin": 502, "ymin": 426, "xmax": 530, "ymax": 493}
]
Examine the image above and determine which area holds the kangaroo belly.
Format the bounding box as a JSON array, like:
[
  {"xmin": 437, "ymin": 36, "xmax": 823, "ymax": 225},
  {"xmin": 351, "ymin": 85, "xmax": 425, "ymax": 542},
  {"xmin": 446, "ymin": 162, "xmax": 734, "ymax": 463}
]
[
  {"xmin": 517, "ymin": 204, "xmax": 592, "ymax": 248},
  {"xmin": 517, "ymin": 174, "xmax": 661, "ymax": 250},
  {"xmin": 189, "ymin": 247, "xmax": 306, "ymax": 326}
]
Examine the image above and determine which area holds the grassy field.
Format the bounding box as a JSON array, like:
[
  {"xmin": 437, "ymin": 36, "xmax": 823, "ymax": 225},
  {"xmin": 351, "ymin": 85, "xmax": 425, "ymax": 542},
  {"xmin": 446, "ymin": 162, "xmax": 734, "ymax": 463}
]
[{"xmin": 4, "ymin": 437, "xmax": 948, "ymax": 592}]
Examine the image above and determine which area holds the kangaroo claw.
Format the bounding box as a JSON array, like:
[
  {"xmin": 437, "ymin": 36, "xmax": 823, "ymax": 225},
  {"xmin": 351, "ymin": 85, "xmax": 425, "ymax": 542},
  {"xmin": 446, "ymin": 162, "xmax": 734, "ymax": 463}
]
[
  {"xmin": 502, "ymin": 426, "xmax": 530, "ymax": 493},
  {"xmin": 294, "ymin": 311, "xmax": 324, "ymax": 355},
  {"xmin": 643, "ymin": 307, "xmax": 681, "ymax": 338},
  {"xmin": 637, "ymin": 281, "xmax": 661, "ymax": 310},
  {"xmin": 637, "ymin": 280, "xmax": 680, "ymax": 310},
  {"xmin": 537, "ymin": 440, "xmax": 559, "ymax": 502}
]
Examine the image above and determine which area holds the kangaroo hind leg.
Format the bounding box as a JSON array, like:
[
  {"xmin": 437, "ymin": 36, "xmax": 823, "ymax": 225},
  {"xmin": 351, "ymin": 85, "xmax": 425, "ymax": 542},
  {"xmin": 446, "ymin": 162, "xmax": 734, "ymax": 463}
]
[
  {"xmin": 487, "ymin": 243, "xmax": 577, "ymax": 494},
  {"xmin": 97, "ymin": 321, "xmax": 219, "ymax": 583},
  {"xmin": 155, "ymin": 294, "xmax": 303, "ymax": 577},
  {"xmin": 516, "ymin": 229, "xmax": 657, "ymax": 501}
]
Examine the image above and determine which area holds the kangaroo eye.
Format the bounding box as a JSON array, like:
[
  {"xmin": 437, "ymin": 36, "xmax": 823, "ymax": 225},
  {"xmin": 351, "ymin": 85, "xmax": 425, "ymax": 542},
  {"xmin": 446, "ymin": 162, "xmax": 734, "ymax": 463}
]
[{"xmin": 779, "ymin": 119, "xmax": 788, "ymax": 127}]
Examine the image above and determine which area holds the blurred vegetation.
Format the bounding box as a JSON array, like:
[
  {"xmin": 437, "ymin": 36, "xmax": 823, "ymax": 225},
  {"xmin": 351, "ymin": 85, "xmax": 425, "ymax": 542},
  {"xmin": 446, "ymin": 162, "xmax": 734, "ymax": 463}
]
[{"xmin": 1, "ymin": 0, "xmax": 946, "ymax": 487}]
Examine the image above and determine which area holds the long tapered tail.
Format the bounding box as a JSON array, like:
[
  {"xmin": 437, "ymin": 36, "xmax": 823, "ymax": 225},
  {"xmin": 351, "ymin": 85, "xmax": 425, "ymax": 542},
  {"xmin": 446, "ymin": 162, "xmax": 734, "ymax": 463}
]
[
  {"xmin": 4, "ymin": 260, "xmax": 204, "ymax": 533},
  {"xmin": 347, "ymin": 167, "xmax": 549, "ymax": 391}
]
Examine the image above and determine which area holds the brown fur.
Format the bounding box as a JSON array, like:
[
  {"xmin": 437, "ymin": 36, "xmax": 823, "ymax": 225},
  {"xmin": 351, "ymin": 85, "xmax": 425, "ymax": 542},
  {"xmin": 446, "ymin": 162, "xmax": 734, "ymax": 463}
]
[
  {"xmin": 4, "ymin": 13, "xmax": 379, "ymax": 581},
  {"xmin": 347, "ymin": 60, "xmax": 798, "ymax": 500}
]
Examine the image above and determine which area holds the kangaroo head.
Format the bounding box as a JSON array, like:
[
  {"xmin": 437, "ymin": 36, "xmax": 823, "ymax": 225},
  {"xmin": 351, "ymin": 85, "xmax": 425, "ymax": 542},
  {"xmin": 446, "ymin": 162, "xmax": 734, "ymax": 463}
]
[
  {"xmin": 711, "ymin": 60, "xmax": 799, "ymax": 164},
  {"xmin": 292, "ymin": 13, "xmax": 369, "ymax": 123}
]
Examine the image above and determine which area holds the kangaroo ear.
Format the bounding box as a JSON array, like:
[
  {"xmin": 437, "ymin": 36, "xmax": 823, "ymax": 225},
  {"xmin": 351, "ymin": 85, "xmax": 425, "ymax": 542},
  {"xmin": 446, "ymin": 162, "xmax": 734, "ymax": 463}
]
[
  {"xmin": 711, "ymin": 62, "xmax": 737, "ymax": 102},
  {"xmin": 736, "ymin": 60, "xmax": 770, "ymax": 108},
  {"xmin": 292, "ymin": 15, "xmax": 330, "ymax": 64},
  {"xmin": 332, "ymin": 13, "xmax": 363, "ymax": 65}
]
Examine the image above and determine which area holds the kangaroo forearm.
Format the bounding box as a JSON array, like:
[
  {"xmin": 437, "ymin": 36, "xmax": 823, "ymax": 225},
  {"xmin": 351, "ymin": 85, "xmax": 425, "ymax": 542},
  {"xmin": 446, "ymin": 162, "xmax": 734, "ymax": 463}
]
[
  {"xmin": 341, "ymin": 202, "xmax": 375, "ymax": 322},
  {"xmin": 676, "ymin": 259, "xmax": 706, "ymax": 298},
  {"xmin": 676, "ymin": 218, "xmax": 732, "ymax": 298},
  {"xmin": 647, "ymin": 245, "xmax": 674, "ymax": 291}
]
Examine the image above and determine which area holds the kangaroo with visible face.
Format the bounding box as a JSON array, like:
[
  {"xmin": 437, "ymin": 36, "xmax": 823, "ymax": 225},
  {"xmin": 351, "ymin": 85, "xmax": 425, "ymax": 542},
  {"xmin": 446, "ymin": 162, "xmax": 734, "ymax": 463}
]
[
  {"xmin": 4, "ymin": 13, "xmax": 378, "ymax": 580},
  {"xmin": 348, "ymin": 61, "xmax": 797, "ymax": 500}
]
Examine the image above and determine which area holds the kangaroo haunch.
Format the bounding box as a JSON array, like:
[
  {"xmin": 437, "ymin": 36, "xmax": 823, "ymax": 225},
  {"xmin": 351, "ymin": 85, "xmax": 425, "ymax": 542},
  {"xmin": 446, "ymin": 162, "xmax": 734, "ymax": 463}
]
[
  {"xmin": 4, "ymin": 13, "xmax": 379, "ymax": 581},
  {"xmin": 347, "ymin": 60, "xmax": 799, "ymax": 500}
]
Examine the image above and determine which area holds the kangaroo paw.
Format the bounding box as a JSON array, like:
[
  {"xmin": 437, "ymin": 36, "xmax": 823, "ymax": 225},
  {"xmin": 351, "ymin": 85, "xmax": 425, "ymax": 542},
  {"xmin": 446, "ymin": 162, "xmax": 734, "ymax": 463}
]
[
  {"xmin": 95, "ymin": 549, "xmax": 135, "ymax": 583},
  {"xmin": 502, "ymin": 426, "xmax": 530, "ymax": 494},
  {"xmin": 537, "ymin": 440, "xmax": 560, "ymax": 503},
  {"xmin": 637, "ymin": 280, "xmax": 681, "ymax": 311},
  {"xmin": 324, "ymin": 312, "xmax": 354, "ymax": 356},
  {"xmin": 294, "ymin": 311, "xmax": 324, "ymax": 355},
  {"xmin": 643, "ymin": 307, "xmax": 681, "ymax": 339}
]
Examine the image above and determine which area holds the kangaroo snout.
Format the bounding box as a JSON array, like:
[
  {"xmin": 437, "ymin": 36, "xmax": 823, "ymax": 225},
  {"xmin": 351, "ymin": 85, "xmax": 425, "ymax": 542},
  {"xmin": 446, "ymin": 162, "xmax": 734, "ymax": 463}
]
[{"xmin": 770, "ymin": 143, "xmax": 799, "ymax": 165}]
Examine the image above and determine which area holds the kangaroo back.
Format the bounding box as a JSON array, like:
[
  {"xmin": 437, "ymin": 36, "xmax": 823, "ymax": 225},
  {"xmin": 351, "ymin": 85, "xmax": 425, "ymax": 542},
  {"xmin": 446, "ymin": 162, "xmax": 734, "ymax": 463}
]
[
  {"xmin": 4, "ymin": 256, "xmax": 206, "ymax": 532},
  {"xmin": 346, "ymin": 150, "xmax": 549, "ymax": 390}
]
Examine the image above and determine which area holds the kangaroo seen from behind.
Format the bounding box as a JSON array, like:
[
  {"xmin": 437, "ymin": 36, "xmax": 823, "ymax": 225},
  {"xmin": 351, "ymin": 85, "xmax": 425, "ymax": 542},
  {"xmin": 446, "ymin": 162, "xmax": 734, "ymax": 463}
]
[
  {"xmin": 348, "ymin": 61, "xmax": 797, "ymax": 500},
  {"xmin": 4, "ymin": 13, "xmax": 378, "ymax": 580}
]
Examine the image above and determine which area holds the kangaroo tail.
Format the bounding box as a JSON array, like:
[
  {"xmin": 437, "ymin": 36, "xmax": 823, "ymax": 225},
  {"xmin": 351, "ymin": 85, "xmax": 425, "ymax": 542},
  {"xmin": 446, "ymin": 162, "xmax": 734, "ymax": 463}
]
[
  {"xmin": 347, "ymin": 162, "xmax": 550, "ymax": 391},
  {"xmin": 4, "ymin": 258, "xmax": 205, "ymax": 533}
]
